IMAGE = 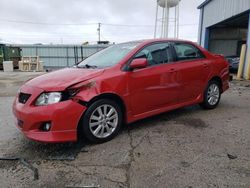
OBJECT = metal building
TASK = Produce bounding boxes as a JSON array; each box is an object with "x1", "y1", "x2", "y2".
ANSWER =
[
  {"x1": 15, "y1": 44, "x2": 108, "y2": 68},
  {"x1": 198, "y1": 0, "x2": 250, "y2": 78}
]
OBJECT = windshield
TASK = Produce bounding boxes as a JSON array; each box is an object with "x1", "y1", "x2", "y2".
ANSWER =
[{"x1": 77, "y1": 42, "x2": 141, "y2": 68}]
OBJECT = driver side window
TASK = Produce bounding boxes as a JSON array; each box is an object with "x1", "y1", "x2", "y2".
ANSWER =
[{"x1": 134, "y1": 43, "x2": 173, "y2": 66}]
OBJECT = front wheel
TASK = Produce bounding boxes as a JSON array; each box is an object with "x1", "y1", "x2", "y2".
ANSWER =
[
  {"x1": 200, "y1": 80, "x2": 221, "y2": 110},
  {"x1": 81, "y1": 99, "x2": 123, "y2": 143}
]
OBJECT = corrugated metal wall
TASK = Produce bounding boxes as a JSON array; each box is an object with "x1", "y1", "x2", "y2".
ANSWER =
[
  {"x1": 209, "y1": 28, "x2": 248, "y2": 56},
  {"x1": 199, "y1": 0, "x2": 250, "y2": 46},
  {"x1": 209, "y1": 40, "x2": 238, "y2": 56},
  {"x1": 17, "y1": 45, "x2": 108, "y2": 67}
]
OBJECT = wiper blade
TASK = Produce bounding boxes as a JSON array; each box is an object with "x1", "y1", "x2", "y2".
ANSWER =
[
  {"x1": 77, "y1": 64, "x2": 98, "y2": 69},
  {"x1": 85, "y1": 64, "x2": 98, "y2": 69}
]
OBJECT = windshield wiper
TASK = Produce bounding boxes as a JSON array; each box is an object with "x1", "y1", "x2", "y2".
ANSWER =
[{"x1": 77, "y1": 64, "x2": 98, "y2": 69}]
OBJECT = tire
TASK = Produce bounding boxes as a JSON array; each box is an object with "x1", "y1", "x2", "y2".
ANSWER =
[
  {"x1": 81, "y1": 99, "x2": 123, "y2": 143},
  {"x1": 200, "y1": 80, "x2": 221, "y2": 110}
]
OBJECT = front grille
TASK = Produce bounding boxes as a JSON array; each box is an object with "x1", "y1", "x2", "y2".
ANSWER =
[{"x1": 18, "y1": 92, "x2": 31, "y2": 104}]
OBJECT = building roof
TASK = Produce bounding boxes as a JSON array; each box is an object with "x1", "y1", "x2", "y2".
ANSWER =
[
  {"x1": 197, "y1": 0, "x2": 212, "y2": 9},
  {"x1": 0, "y1": 41, "x2": 9, "y2": 45}
]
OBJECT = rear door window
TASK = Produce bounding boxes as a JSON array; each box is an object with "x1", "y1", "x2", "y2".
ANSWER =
[{"x1": 173, "y1": 43, "x2": 204, "y2": 61}]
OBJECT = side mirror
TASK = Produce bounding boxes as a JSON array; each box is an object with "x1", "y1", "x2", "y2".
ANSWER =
[{"x1": 130, "y1": 58, "x2": 148, "y2": 70}]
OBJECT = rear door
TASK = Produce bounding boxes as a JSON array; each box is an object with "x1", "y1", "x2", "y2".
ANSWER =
[
  {"x1": 172, "y1": 42, "x2": 211, "y2": 103},
  {"x1": 127, "y1": 42, "x2": 181, "y2": 116}
]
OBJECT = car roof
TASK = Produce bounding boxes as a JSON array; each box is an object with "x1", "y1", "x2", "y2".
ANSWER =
[{"x1": 120, "y1": 39, "x2": 197, "y2": 46}]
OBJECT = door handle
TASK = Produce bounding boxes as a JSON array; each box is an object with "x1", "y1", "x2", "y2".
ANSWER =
[{"x1": 203, "y1": 63, "x2": 209, "y2": 67}]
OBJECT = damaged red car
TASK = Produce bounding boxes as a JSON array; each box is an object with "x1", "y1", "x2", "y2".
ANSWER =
[{"x1": 13, "y1": 39, "x2": 229, "y2": 143}]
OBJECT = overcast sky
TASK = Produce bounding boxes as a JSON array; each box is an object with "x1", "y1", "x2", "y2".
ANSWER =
[{"x1": 0, "y1": 0, "x2": 204, "y2": 44}]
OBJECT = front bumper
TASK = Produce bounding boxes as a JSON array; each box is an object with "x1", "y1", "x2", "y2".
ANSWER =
[{"x1": 12, "y1": 84, "x2": 86, "y2": 143}]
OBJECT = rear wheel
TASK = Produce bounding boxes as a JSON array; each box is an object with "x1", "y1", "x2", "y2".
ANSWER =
[
  {"x1": 81, "y1": 99, "x2": 122, "y2": 143},
  {"x1": 200, "y1": 80, "x2": 221, "y2": 109}
]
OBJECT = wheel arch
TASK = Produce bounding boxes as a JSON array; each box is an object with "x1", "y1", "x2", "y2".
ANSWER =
[
  {"x1": 87, "y1": 93, "x2": 127, "y2": 116},
  {"x1": 209, "y1": 76, "x2": 223, "y2": 93}
]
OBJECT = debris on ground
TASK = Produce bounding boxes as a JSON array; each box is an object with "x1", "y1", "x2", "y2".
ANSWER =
[{"x1": 227, "y1": 154, "x2": 238, "y2": 160}]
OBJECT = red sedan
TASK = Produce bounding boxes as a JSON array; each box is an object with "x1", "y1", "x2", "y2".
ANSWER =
[{"x1": 13, "y1": 39, "x2": 229, "y2": 143}]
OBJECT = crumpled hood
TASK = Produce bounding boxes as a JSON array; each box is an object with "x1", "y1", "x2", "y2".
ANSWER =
[{"x1": 25, "y1": 68, "x2": 104, "y2": 91}]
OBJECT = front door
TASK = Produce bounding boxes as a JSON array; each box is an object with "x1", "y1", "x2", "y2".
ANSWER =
[{"x1": 127, "y1": 42, "x2": 180, "y2": 116}]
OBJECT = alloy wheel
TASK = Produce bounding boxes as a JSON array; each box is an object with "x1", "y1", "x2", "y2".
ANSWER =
[
  {"x1": 89, "y1": 104, "x2": 118, "y2": 138},
  {"x1": 207, "y1": 83, "x2": 220, "y2": 106}
]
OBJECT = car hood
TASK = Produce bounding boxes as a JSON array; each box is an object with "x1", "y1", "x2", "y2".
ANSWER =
[{"x1": 25, "y1": 68, "x2": 104, "y2": 91}]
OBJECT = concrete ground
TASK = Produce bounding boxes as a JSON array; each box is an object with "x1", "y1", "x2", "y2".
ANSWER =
[{"x1": 0, "y1": 71, "x2": 250, "y2": 188}]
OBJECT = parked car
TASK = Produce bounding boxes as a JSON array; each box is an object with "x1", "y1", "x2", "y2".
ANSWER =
[
  {"x1": 13, "y1": 39, "x2": 230, "y2": 143},
  {"x1": 225, "y1": 55, "x2": 240, "y2": 73}
]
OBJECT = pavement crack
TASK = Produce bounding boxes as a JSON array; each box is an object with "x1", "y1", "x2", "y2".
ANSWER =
[
  {"x1": 133, "y1": 131, "x2": 150, "y2": 149},
  {"x1": 124, "y1": 129, "x2": 133, "y2": 188},
  {"x1": 103, "y1": 176, "x2": 127, "y2": 186},
  {"x1": 61, "y1": 162, "x2": 123, "y2": 171},
  {"x1": 0, "y1": 156, "x2": 39, "y2": 180},
  {"x1": 20, "y1": 158, "x2": 39, "y2": 180},
  {"x1": 61, "y1": 162, "x2": 127, "y2": 187},
  {"x1": 125, "y1": 129, "x2": 149, "y2": 188}
]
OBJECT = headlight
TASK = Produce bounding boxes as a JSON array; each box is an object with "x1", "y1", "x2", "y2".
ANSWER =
[{"x1": 35, "y1": 92, "x2": 62, "y2": 106}]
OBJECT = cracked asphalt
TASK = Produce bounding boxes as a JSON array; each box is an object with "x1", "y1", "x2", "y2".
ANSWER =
[{"x1": 0, "y1": 72, "x2": 250, "y2": 188}]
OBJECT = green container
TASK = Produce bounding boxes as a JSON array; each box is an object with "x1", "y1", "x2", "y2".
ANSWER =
[
  {"x1": 0, "y1": 45, "x2": 4, "y2": 69},
  {"x1": 0, "y1": 44, "x2": 21, "y2": 69}
]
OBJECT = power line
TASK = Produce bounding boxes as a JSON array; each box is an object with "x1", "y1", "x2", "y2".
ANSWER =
[
  {"x1": 0, "y1": 18, "x2": 97, "y2": 26},
  {"x1": 100, "y1": 23, "x2": 198, "y2": 27},
  {"x1": 0, "y1": 18, "x2": 198, "y2": 27},
  {"x1": 102, "y1": 23, "x2": 155, "y2": 27},
  {"x1": 0, "y1": 19, "x2": 154, "y2": 27}
]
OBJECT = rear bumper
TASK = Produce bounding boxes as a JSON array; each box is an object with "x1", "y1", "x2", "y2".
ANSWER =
[
  {"x1": 12, "y1": 85, "x2": 86, "y2": 143},
  {"x1": 220, "y1": 67, "x2": 230, "y2": 93},
  {"x1": 222, "y1": 80, "x2": 229, "y2": 92}
]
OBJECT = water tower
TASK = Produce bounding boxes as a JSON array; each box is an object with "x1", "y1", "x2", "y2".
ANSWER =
[{"x1": 154, "y1": 0, "x2": 181, "y2": 38}]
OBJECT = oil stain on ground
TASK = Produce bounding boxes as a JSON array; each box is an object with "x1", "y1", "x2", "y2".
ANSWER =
[{"x1": 175, "y1": 118, "x2": 208, "y2": 129}]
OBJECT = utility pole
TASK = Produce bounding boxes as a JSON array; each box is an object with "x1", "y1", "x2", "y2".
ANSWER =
[
  {"x1": 97, "y1": 23, "x2": 101, "y2": 43},
  {"x1": 176, "y1": 4, "x2": 180, "y2": 39},
  {"x1": 154, "y1": 3, "x2": 159, "y2": 38}
]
